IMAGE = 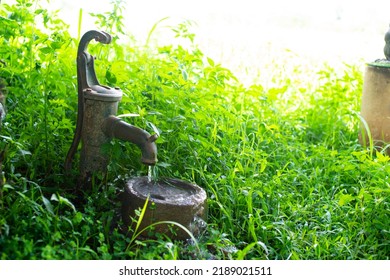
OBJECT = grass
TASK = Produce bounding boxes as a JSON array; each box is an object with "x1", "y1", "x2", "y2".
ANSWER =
[{"x1": 0, "y1": 0, "x2": 389, "y2": 260}]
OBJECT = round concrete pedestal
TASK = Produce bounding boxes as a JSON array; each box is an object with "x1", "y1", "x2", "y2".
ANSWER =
[
  {"x1": 360, "y1": 62, "x2": 390, "y2": 152},
  {"x1": 121, "y1": 177, "x2": 207, "y2": 240}
]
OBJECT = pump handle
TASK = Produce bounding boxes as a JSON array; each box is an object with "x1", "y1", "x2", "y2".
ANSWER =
[{"x1": 65, "y1": 30, "x2": 112, "y2": 172}]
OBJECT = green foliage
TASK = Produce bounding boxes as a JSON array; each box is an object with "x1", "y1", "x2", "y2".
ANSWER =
[
  {"x1": 0, "y1": 0, "x2": 76, "y2": 183},
  {"x1": 0, "y1": 0, "x2": 389, "y2": 260}
]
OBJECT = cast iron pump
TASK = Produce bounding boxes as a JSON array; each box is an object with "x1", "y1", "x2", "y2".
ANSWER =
[{"x1": 65, "y1": 30, "x2": 158, "y2": 183}]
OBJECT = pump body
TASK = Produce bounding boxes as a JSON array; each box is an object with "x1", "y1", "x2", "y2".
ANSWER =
[{"x1": 65, "y1": 31, "x2": 157, "y2": 184}]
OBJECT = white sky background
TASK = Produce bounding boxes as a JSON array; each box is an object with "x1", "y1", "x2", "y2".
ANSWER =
[{"x1": 4, "y1": 0, "x2": 390, "y2": 83}]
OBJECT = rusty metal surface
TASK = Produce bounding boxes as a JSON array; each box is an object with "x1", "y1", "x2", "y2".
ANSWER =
[
  {"x1": 65, "y1": 30, "x2": 116, "y2": 172},
  {"x1": 65, "y1": 30, "x2": 158, "y2": 186}
]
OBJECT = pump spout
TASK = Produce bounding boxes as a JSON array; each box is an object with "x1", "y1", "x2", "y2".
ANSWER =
[{"x1": 102, "y1": 116, "x2": 158, "y2": 165}]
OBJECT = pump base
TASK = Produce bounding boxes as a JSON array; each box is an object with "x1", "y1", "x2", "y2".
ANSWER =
[{"x1": 121, "y1": 177, "x2": 207, "y2": 240}]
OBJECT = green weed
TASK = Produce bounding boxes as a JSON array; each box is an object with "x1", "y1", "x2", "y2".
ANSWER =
[{"x1": 0, "y1": 0, "x2": 388, "y2": 260}]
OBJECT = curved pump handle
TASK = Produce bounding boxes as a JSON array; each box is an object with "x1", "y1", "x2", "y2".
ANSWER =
[
  {"x1": 77, "y1": 30, "x2": 112, "y2": 89},
  {"x1": 65, "y1": 30, "x2": 113, "y2": 173},
  {"x1": 78, "y1": 30, "x2": 112, "y2": 54}
]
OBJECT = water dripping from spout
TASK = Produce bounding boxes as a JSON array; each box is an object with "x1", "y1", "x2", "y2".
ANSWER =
[
  {"x1": 148, "y1": 165, "x2": 152, "y2": 183},
  {"x1": 147, "y1": 165, "x2": 158, "y2": 184}
]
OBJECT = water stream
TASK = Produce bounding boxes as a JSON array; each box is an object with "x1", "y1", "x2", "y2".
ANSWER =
[
  {"x1": 147, "y1": 165, "x2": 158, "y2": 183},
  {"x1": 147, "y1": 165, "x2": 152, "y2": 183}
]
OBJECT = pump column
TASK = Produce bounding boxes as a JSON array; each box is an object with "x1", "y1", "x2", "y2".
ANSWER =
[{"x1": 80, "y1": 86, "x2": 122, "y2": 181}]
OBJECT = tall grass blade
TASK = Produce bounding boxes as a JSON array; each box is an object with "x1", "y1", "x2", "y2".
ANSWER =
[
  {"x1": 134, "y1": 194, "x2": 149, "y2": 236},
  {"x1": 145, "y1": 17, "x2": 169, "y2": 47},
  {"x1": 77, "y1": 8, "x2": 83, "y2": 41},
  {"x1": 356, "y1": 112, "x2": 374, "y2": 158}
]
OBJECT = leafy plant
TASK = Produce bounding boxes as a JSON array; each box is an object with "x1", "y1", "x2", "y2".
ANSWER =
[{"x1": 0, "y1": 0, "x2": 388, "y2": 260}]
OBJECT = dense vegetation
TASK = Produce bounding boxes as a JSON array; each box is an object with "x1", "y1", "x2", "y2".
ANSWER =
[{"x1": 0, "y1": 0, "x2": 389, "y2": 259}]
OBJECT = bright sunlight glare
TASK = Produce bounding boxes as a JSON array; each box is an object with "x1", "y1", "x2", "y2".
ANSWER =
[{"x1": 4, "y1": 0, "x2": 390, "y2": 83}]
